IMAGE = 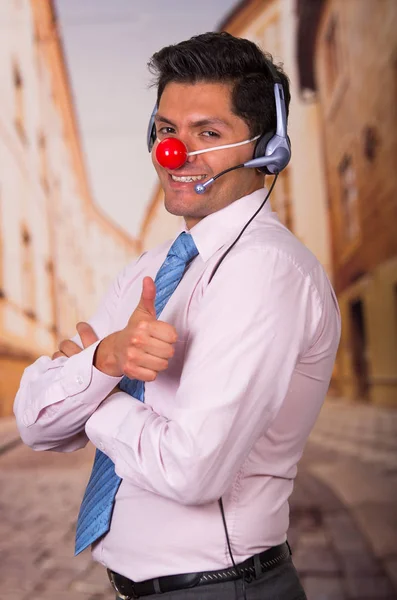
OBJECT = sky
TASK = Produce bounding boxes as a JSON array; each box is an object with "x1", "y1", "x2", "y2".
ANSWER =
[{"x1": 55, "y1": 0, "x2": 238, "y2": 239}]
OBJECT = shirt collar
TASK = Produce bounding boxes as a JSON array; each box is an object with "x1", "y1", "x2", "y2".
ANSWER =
[{"x1": 183, "y1": 188, "x2": 273, "y2": 262}]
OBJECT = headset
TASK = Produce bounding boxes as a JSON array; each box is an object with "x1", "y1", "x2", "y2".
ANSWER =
[{"x1": 146, "y1": 61, "x2": 291, "y2": 599}]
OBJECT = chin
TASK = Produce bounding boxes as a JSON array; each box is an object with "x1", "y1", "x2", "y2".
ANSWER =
[
  {"x1": 163, "y1": 196, "x2": 190, "y2": 217},
  {"x1": 164, "y1": 190, "x2": 194, "y2": 211},
  {"x1": 164, "y1": 196, "x2": 210, "y2": 224}
]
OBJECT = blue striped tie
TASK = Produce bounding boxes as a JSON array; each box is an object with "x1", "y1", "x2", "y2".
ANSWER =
[{"x1": 75, "y1": 232, "x2": 199, "y2": 555}]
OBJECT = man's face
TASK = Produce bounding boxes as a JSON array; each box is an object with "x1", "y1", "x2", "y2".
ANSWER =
[{"x1": 152, "y1": 81, "x2": 264, "y2": 229}]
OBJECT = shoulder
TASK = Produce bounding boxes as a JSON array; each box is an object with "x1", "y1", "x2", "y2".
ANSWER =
[
  {"x1": 213, "y1": 217, "x2": 324, "y2": 287},
  {"x1": 115, "y1": 238, "x2": 175, "y2": 293},
  {"x1": 203, "y1": 218, "x2": 337, "y2": 336},
  {"x1": 201, "y1": 220, "x2": 339, "y2": 354}
]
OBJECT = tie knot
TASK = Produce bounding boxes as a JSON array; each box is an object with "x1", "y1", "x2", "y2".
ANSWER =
[{"x1": 169, "y1": 232, "x2": 199, "y2": 263}]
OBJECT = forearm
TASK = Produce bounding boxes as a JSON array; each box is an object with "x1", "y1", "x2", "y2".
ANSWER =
[
  {"x1": 14, "y1": 340, "x2": 122, "y2": 451},
  {"x1": 85, "y1": 378, "x2": 273, "y2": 506}
]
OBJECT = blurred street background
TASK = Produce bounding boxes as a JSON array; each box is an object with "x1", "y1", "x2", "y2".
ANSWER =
[{"x1": 1, "y1": 0, "x2": 396, "y2": 598}]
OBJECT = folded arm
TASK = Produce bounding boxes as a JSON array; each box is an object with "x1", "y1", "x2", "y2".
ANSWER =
[{"x1": 85, "y1": 247, "x2": 324, "y2": 504}]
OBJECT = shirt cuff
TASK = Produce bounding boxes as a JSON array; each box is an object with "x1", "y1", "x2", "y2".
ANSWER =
[
  {"x1": 85, "y1": 391, "x2": 142, "y2": 461},
  {"x1": 61, "y1": 340, "x2": 122, "y2": 402}
]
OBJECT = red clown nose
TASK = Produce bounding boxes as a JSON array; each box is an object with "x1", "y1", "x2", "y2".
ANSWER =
[{"x1": 155, "y1": 138, "x2": 188, "y2": 170}]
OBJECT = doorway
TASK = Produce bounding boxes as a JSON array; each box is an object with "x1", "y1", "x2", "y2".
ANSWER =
[{"x1": 349, "y1": 298, "x2": 369, "y2": 400}]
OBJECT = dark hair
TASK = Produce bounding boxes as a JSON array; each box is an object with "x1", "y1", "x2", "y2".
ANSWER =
[{"x1": 148, "y1": 31, "x2": 291, "y2": 137}]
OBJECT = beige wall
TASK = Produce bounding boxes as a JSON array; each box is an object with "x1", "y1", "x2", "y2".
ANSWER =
[
  {"x1": 314, "y1": 0, "x2": 397, "y2": 405},
  {"x1": 315, "y1": 0, "x2": 397, "y2": 293}
]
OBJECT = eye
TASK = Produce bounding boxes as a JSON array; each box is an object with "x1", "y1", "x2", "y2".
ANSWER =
[
  {"x1": 200, "y1": 130, "x2": 220, "y2": 138},
  {"x1": 157, "y1": 126, "x2": 176, "y2": 136}
]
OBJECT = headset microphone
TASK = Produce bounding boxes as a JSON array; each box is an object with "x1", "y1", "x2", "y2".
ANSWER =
[{"x1": 194, "y1": 146, "x2": 290, "y2": 194}]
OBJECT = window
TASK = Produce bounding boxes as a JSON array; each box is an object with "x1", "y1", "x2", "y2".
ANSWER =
[
  {"x1": 21, "y1": 224, "x2": 36, "y2": 318},
  {"x1": 339, "y1": 154, "x2": 360, "y2": 244},
  {"x1": 349, "y1": 298, "x2": 369, "y2": 400},
  {"x1": 33, "y1": 24, "x2": 43, "y2": 79},
  {"x1": 363, "y1": 125, "x2": 379, "y2": 163},
  {"x1": 395, "y1": 285, "x2": 397, "y2": 340},
  {"x1": 46, "y1": 260, "x2": 58, "y2": 335},
  {"x1": 38, "y1": 134, "x2": 49, "y2": 190},
  {"x1": 13, "y1": 64, "x2": 25, "y2": 141},
  {"x1": 324, "y1": 16, "x2": 340, "y2": 94},
  {"x1": 58, "y1": 281, "x2": 67, "y2": 336}
]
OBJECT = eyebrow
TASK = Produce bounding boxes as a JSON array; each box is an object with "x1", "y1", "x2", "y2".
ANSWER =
[{"x1": 154, "y1": 114, "x2": 232, "y2": 129}]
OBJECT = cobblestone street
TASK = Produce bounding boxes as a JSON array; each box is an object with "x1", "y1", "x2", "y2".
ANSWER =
[{"x1": 1, "y1": 400, "x2": 396, "y2": 600}]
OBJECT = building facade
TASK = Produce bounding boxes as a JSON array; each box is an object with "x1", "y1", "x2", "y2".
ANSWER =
[
  {"x1": 219, "y1": 0, "x2": 332, "y2": 274},
  {"x1": 297, "y1": 0, "x2": 397, "y2": 405},
  {"x1": 0, "y1": 0, "x2": 139, "y2": 417}
]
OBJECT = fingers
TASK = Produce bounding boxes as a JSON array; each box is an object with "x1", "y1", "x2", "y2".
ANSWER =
[
  {"x1": 145, "y1": 320, "x2": 178, "y2": 344},
  {"x1": 123, "y1": 365, "x2": 161, "y2": 383},
  {"x1": 127, "y1": 350, "x2": 170, "y2": 375},
  {"x1": 59, "y1": 339, "x2": 84, "y2": 358},
  {"x1": 139, "y1": 337, "x2": 175, "y2": 359},
  {"x1": 129, "y1": 323, "x2": 175, "y2": 357},
  {"x1": 76, "y1": 322, "x2": 99, "y2": 348},
  {"x1": 121, "y1": 349, "x2": 170, "y2": 382},
  {"x1": 52, "y1": 351, "x2": 64, "y2": 360}
]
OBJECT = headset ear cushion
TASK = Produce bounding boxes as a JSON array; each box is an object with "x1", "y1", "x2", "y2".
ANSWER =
[
  {"x1": 254, "y1": 131, "x2": 275, "y2": 174},
  {"x1": 148, "y1": 124, "x2": 156, "y2": 152},
  {"x1": 254, "y1": 131, "x2": 275, "y2": 159}
]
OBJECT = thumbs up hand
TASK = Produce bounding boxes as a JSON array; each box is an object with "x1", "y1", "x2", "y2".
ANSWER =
[{"x1": 94, "y1": 277, "x2": 178, "y2": 381}]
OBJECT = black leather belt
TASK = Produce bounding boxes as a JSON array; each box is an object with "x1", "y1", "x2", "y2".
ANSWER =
[{"x1": 107, "y1": 541, "x2": 291, "y2": 599}]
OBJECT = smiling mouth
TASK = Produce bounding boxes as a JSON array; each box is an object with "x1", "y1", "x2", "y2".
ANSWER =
[{"x1": 170, "y1": 174, "x2": 207, "y2": 183}]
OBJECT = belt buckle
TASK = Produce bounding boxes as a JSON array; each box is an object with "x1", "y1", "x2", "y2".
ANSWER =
[{"x1": 107, "y1": 569, "x2": 138, "y2": 600}]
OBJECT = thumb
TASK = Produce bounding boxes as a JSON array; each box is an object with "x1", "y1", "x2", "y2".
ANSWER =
[
  {"x1": 76, "y1": 322, "x2": 99, "y2": 348},
  {"x1": 138, "y1": 277, "x2": 156, "y2": 318}
]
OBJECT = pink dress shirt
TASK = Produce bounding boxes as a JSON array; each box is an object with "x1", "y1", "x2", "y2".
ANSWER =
[{"x1": 14, "y1": 189, "x2": 341, "y2": 582}]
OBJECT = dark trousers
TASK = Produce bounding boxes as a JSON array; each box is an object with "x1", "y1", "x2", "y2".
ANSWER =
[{"x1": 116, "y1": 557, "x2": 307, "y2": 599}]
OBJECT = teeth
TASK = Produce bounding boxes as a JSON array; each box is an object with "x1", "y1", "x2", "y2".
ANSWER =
[{"x1": 171, "y1": 175, "x2": 206, "y2": 182}]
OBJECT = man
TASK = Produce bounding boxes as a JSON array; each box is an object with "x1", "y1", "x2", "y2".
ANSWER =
[{"x1": 14, "y1": 32, "x2": 340, "y2": 599}]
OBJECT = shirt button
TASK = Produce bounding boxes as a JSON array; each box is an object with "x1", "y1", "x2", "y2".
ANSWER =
[
  {"x1": 76, "y1": 375, "x2": 84, "y2": 385},
  {"x1": 99, "y1": 442, "x2": 105, "y2": 451}
]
